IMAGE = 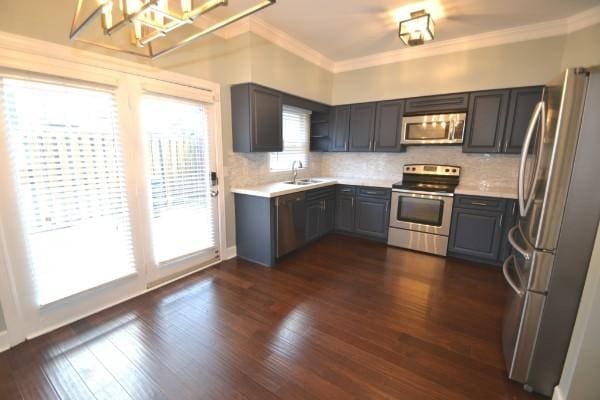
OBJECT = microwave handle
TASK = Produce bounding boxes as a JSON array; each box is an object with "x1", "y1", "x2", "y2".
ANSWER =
[{"x1": 449, "y1": 119, "x2": 456, "y2": 141}]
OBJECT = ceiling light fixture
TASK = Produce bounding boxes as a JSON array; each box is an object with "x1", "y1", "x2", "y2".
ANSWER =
[
  {"x1": 70, "y1": 0, "x2": 276, "y2": 58},
  {"x1": 398, "y1": 9, "x2": 435, "y2": 46}
]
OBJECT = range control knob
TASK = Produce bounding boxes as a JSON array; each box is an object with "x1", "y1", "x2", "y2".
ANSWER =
[{"x1": 445, "y1": 168, "x2": 450, "y2": 172}]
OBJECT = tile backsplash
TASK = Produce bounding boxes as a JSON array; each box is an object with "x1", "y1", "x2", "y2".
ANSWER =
[
  {"x1": 320, "y1": 146, "x2": 520, "y2": 188},
  {"x1": 227, "y1": 146, "x2": 520, "y2": 189}
]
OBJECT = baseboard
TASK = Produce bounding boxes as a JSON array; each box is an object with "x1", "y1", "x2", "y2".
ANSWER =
[
  {"x1": 552, "y1": 386, "x2": 565, "y2": 400},
  {"x1": 0, "y1": 331, "x2": 9, "y2": 353},
  {"x1": 223, "y1": 246, "x2": 237, "y2": 260}
]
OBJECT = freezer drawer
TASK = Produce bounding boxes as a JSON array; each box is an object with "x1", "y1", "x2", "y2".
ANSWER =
[{"x1": 502, "y1": 254, "x2": 547, "y2": 385}]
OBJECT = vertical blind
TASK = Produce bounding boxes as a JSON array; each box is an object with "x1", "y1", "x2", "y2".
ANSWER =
[
  {"x1": 141, "y1": 94, "x2": 215, "y2": 264},
  {"x1": 270, "y1": 105, "x2": 310, "y2": 171},
  {"x1": 0, "y1": 78, "x2": 136, "y2": 306}
]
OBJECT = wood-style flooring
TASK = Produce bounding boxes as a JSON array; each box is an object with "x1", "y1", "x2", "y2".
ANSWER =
[{"x1": 0, "y1": 234, "x2": 547, "y2": 399}]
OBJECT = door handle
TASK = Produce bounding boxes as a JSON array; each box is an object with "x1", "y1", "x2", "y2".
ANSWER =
[
  {"x1": 502, "y1": 255, "x2": 524, "y2": 296},
  {"x1": 518, "y1": 100, "x2": 545, "y2": 217},
  {"x1": 508, "y1": 225, "x2": 531, "y2": 260},
  {"x1": 210, "y1": 190, "x2": 219, "y2": 197}
]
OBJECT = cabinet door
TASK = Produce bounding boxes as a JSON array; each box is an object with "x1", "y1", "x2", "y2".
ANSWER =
[
  {"x1": 335, "y1": 195, "x2": 355, "y2": 232},
  {"x1": 348, "y1": 103, "x2": 376, "y2": 152},
  {"x1": 330, "y1": 105, "x2": 351, "y2": 152},
  {"x1": 405, "y1": 93, "x2": 469, "y2": 114},
  {"x1": 305, "y1": 201, "x2": 322, "y2": 243},
  {"x1": 374, "y1": 100, "x2": 405, "y2": 152},
  {"x1": 448, "y1": 207, "x2": 504, "y2": 262},
  {"x1": 251, "y1": 85, "x2": 283, "y2": 152},
  {"x1": 320, "y1": 197, "x2": 336, "y2": 235},
  {"x1": 463, "y1": 90, "x2": 510, "y2": 153},
  {"x1": 504, "y1": 87, "x2": 544, "y2": 154},
  {"x1": 354, "y1": 197, "x2": 390, "y2": 239}
]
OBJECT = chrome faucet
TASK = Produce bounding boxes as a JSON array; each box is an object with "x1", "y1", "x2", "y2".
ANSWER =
[{"x1": 291, "y1": 160, "x2": 303, "y2": 184}]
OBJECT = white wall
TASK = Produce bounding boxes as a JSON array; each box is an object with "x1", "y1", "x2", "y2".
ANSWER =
[{"x1": 553, "y1": 224, "x2": 600, "y2": 400}]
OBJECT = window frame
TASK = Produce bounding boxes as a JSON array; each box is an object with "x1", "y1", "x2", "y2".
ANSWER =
[{"x1": 269, "y1": 105, "x2": 311, "y2": 172}]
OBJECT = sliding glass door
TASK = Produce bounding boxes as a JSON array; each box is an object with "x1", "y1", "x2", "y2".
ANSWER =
[{"x1": 0, "y1": 73, "x2": 222, "y2": 338}]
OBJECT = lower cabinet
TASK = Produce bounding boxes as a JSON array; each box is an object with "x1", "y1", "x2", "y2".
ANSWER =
[
  {"x1": 355, "y1": 196, "x2": 389, "y2": 239},
  {"x1": 335, "y1": 186, "x2": 391, "y2": 241},
  {"x1": 305, "y1": 187, "x2": 336, "y2": 243},
  {"x1": 448, "y1": 195, "x2": 516, "y2": 265}
]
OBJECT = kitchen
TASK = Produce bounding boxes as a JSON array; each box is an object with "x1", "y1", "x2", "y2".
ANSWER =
[{"x1": 0, "y1": 1, "x2": 599, "y2": 399}]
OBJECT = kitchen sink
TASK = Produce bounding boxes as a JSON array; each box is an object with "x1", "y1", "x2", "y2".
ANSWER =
[{"x1": 284, "y1": 179, "x2": 325, "y2": 185}]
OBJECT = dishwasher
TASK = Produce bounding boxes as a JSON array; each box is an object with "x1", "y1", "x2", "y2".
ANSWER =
[{"x1": 276, "y1": 192, "x2": 306, "y2": 257}]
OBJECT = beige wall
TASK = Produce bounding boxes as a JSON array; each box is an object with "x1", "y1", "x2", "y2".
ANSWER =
[
  {"x1": 561, "y1": 23, "x2": 600, "y2": 70},
  {"x1": 554, "y1": 224, "x2": 600, "y2": 400},
  {"x1": 331, "y1": 35, "x2": 568, "y2": 105}
]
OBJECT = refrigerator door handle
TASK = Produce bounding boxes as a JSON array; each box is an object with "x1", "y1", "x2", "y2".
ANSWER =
[
  {"x1": 503, "y1": 255, "x2": 524, "y2": 296},
  {"x1": 508, "y1": 225, "x2": 531, "y2": 260},
  {"x1": 518, "y1": 100, "x2": 545, "y2": 217}
]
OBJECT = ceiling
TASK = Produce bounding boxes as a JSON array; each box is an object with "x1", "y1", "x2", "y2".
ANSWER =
[{"x1": 210, "y1": 0, "x2": 600, "y2": 61}]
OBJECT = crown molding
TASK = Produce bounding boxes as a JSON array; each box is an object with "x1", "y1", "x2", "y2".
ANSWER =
[{"x1": 248, "y1": 17, "x2": 336, "y2": 71}]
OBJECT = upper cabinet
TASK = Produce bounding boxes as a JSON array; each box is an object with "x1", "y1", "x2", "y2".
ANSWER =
[
  {"x1": 463, "y1": 86, "x2": 543, "y2": 154},
  {"x1": 330, "y1": 105, "x2": 351, "y2": 152},
  {"x1": 404, "y1": 93, "x2": 469, "y2": 114},
  {"x1": 232, "y1": 83, "x2": 283, "y2": 153},
  {"x1": 503, "y1": 86, "x2": 544, "y2": 153},
  {"x1": 348, "y1": 103, "x2": 377, "y2": 152},
  {"x1": 463, "y1": 89, "x2": 510, "y2": 153},
  {"x1": 374, "y1": 100, "x2": 405, "y2": 153}
]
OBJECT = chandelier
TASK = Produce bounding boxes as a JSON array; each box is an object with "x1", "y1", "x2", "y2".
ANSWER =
[{"x1": 70, "y1": 0, "x2": 276, "y2": 58}]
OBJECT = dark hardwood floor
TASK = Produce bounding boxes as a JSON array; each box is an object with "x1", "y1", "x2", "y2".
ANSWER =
[{"x1": 0, "y1": 234, "x2": 547, "y2": 400}]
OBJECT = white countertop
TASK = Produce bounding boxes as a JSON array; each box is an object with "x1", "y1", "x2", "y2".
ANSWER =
[
  {"x1": 455, "y1": 183, "x2": 517, "y2": 199},
  {"x1": 231, "y1": 177, "x2": 517, "y2": 199},
  {"x1": 231, "y1": 177, "x2": 397, "y2": 198}
]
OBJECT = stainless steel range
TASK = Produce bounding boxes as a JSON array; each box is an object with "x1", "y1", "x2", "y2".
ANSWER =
[{"x1": 388, "y1": 164, "x2": 460, "y2": 256}]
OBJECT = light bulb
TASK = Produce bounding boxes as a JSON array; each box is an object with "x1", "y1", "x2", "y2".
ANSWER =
[
  {"x1": 101, "y1": 2, "x2": 113, "y2": 30},
  {"x1": 181, "y1": 0, "x2": 192, "y2": 13}
]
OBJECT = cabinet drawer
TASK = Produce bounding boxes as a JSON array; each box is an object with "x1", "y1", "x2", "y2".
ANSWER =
[
  {"x1": 306, "y1": 186, "x2": 336, "y2": 201},
  {"x1": 337, "y1": 185, "x2": 355, "y2": 196},
  {"x1": 455, "y1": 195, "x2": 507, "y2": 211},
  {"x1": 405, "y1": 93, "x2": 469, "y2": 114},
  {"x1": 357, "y1": 187, "x2": 391, "y2": 199}
]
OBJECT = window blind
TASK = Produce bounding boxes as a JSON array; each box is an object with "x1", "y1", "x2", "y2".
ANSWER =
[
  {"x1": 0, "y1": 78, "x2": 136, "y2": 306},
  {"x1": 270, "y1": 105, "x2": 310, "y2": 171},
  {"x1": 141, "y1": 94, "x2": 215, "y2": 264}
]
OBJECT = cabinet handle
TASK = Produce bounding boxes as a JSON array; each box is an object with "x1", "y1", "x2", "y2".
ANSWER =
[
  {"x1": 351, "y1": 198, "x2": 354, "y2": 207},
  {"x1": 499, "y1": 214, "x2": 503, "y2": 227},
  {"x1": 471, "y1": 201, "x2": 488, "y2": 206},
  {"x1": 365, "y1": 191, "x2": 377, "y2": 195}
]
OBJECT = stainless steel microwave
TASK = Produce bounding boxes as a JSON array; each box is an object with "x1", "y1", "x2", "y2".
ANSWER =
[{"x1": 401, "y1": 112, "x2": 466, "y2": 145}]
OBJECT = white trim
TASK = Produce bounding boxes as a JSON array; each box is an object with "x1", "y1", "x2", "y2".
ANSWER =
[
  {"x1": 223, "y1": 246, "x2": 237, "y2": 260},
  {"x1": 248, "y1": 18, "x2": 335, "y2": 71},
  {"x1": 552, "y1": 386, "x2": 565, "y2": 400},
  {"x1": 0, "y1": 331, "x2": 9, "y2": 353},
  {"x1": 0, "y1": 31, "x2": 220, "y2": 93}
]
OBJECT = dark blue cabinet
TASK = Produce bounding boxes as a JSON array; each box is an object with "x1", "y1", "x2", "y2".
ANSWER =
[
  {"x1": 335, "y1": 186, "x2": 390, "y2": 241},
  {"x1": 330, "y1": 106, "x2": 351, "y2": 152},
  {"x1": 448, "y1": 195, "x2": 516, "y2": 265},
  {"x1": 348, "y1": 103, "x2": 377, "y2": 152},
  {"x1": 305, "y1": 187, "x2": 336, "y2": 243}
]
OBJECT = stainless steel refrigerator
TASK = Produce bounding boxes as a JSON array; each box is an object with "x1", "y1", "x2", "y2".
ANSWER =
[{"x1": 502, "y1": 67, "x2": 600, "y2": 396}]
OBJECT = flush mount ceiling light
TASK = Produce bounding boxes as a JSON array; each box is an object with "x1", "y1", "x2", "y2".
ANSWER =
[
  {"x1": 398, "y1": 9, "x2": 435, "y2": 46},
  {"x1": 70, "y1": 0, "x2": 276, "y2": 58}
]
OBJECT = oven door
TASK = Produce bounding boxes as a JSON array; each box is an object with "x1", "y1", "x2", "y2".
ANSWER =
[{"x1": 390, "y1": 190, "x2": 454, "y2": 236}]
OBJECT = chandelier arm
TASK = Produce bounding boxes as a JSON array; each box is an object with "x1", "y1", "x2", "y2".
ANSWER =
[
  {"x1": 70, "y1": 0, "x2": 105, "y2": 40},
  {"x1": 152, "y1": 0, "x2": 276, "y2": 58}
]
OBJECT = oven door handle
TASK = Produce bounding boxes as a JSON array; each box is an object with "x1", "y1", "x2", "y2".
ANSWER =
[{"x1": 392, "y1": 188, "x2": 453, "y2": 198}]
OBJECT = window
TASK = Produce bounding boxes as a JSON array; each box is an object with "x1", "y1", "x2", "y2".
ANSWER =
[
  {"x1": 1, "y1": 78, "x2": 136, "y2": 306},
  {"x1": 141, "y1": 94, "x2": 215, "y2": 264},
  {"x1": 269, "y1": 105, "x2": 310, "y2": 171}
]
